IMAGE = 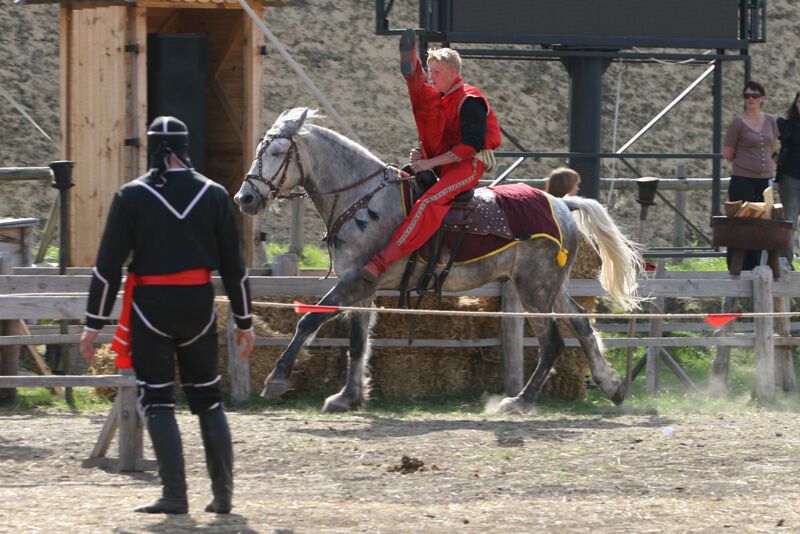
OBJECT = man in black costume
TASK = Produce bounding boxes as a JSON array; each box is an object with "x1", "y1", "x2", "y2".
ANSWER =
[{"x1": 80, "y1": 116, "x2": 255, "y2": 514}]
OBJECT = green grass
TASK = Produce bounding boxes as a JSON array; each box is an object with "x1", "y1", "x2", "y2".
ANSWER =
[
  {"x1": 667, "y1": 256, "x2": 727, "y2": 272},
  {"x1": 0, "y1": 387, "x2": 112, "y2": 413},
  {"x1": 266, "y1": 243, "x2": 329, "y2": 269}
]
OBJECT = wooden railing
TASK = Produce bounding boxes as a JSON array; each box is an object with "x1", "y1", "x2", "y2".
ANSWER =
[{"x1": 1, "y1": 266, "x2": 798, "y2": 403}]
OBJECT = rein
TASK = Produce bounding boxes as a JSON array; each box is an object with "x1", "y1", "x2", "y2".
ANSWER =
[{"x1": 245, "y1": 132, "x2": 413, "y2": 276}]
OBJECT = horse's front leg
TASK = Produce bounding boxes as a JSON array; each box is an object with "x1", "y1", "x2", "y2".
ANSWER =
[
  {"x1": 322, "y1": 307, "x2": 376, "y2": 413},
  {"x1": 261, "y1": 308, "x2": 338, "y2": 398},
  {"x1": 261, "y1": 270, "x2": 378, "y2": 398}
]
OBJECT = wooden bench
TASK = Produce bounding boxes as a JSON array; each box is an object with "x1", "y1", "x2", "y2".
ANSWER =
[{"x1": 0, "y1": 372, "x2": 151, "y2": 471}]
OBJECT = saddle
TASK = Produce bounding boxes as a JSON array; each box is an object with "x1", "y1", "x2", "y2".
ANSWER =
[{"x1": 398, "y1": 170, "x2": 517, "y2": 340}]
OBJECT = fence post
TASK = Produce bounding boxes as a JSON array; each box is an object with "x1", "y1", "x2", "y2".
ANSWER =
[
  {"x1": 272, "y1": 254, "x2": 299, "y2": 276},
  {"x1": 0, "y1": 253, "x2": 18, "y2": 405},
  {"x1": 501, "y1": 281, "x2": 524, "y2": 395},
  {"x1": 645, "y1": 262, "x2": 665, "y2": 395},
  {"x1": 117, "y1": 368, "x2": 143, "y2": 471},
  {"x1": 752, "y1": 265, "x2": 775, "y2": 402},
  {"x1": 227, "y1": 303, "x2": 250, "y2": 405},
  {"x1": 774, "y1": 260, "x2": 797, "y2": 393}
]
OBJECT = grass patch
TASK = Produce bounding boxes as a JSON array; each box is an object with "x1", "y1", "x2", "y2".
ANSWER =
[
  {"x1": 0, "y1": 387, "x2": 112, "y2": 413},
  {"x1": 266, "y1": 242, "x2": 329, "y2": 269}
]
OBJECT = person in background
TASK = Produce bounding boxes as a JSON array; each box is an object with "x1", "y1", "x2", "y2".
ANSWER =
[
  {"x1": 722, "y1": 80, "x2": 779, "y2": 271},
  {"x1": 79, "y1": 116, "x2": 255, "y2": 515},
  {"x1": 776, "y1": 92, "x2": 800, "y2": 265},
  {"x1": 545, "y1": 167, "x2": 581, "y2": 198}
]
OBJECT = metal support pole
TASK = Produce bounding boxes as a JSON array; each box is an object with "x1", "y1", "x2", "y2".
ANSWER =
[
  {"x1": 50, "y1": 161, "x2": 75, "y2": 408},
  {"x1": 673, "y1": 163, "x2": 687, "y2": 251},
  {"x1": 563, "y1": 56, "x2": 611, "y2": 200},
  {"x1": 712, "y1": 53, "x2": 724, "y2": 216}
]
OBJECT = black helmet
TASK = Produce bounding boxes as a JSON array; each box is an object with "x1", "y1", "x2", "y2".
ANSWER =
[{"x1": 147, "y1": 116, "x2": 193, "y2": 173}]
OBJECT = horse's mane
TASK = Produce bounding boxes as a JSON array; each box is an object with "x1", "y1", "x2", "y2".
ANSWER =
[{"x1": 276, "y1": 107, "x2": 381, "y2": 165}]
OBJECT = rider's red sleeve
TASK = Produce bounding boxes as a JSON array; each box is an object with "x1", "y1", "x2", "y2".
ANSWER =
[{"x1": 449, "y1": 143, "x2": 477, "y2": 161}]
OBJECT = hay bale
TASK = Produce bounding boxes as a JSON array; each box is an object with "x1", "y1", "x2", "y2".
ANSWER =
[{"x1": 88, "y1": 345, "x2": 118, "y2": 400}]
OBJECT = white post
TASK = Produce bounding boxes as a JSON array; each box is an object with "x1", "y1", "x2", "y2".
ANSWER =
[
  {"x1": 752, "y1": 265, "x2": 775, "y2": 402},
  {"x1": 774, "y1": 261, "x2": 797, "y2": 393},
  {"x1": 227, "y1": 304, "x2": 250, "y2": 405}
]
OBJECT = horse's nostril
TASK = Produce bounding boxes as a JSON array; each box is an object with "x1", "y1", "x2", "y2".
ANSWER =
[{"x1": 241, "y1": 194, "x2": 254, "y2": 205}]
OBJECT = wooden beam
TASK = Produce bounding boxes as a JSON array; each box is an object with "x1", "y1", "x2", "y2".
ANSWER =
[{"x1": 0, "y1": 375, "x2": 136, "y2": 388}]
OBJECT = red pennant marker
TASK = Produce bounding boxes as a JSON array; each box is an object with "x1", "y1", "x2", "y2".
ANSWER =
[
  {"x1": 704, "y1": 313, "x2": 742, "y2": 328},
  {"x1": 293, "y1": 301, "x2": 341, "y2": 314}
]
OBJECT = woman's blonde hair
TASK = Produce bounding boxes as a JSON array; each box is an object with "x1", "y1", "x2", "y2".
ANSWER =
[
  {"x1": 545, "y1": 167, "x2": 581, "y2": 198},
  {"x1": 427, "y1": 47, "x2": 462, "y2": 75}
]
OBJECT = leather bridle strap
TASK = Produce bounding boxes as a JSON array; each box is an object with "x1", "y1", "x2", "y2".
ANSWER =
[{"x1": 244, "y1": 134, "x2": 306, "y2": 207}]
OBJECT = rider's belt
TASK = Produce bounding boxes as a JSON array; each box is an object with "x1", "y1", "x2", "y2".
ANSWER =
[
  {"x1": 111, "y1": 268, "x2": 212, "y2": 369},
  {"x1": 476, "y1": 149, "x2": 496, "y2": 173}
]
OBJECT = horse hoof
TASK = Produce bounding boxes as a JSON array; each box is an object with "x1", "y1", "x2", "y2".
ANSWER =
[
  {"x1": 496, "y1": 396, "x2": 530, "y2": 415},
  {"x1": 260, "y1": 378, "x2": 289, "y2": 399},
  {"x1": 610, "y1": 384, "x2": 626, "y2": 406},
  {"x1": 321, "y1": 393, "x2": 360, "y2": 414}
]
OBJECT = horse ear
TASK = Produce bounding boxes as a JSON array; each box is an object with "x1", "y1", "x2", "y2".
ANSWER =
[{"x1": 286, "y1": 108, "x2": 309, "y2": 133}]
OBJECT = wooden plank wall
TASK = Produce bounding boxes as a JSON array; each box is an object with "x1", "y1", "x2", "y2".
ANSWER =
[{"x1": 63, "y1": 5, "x2": 129, "y2": 266}]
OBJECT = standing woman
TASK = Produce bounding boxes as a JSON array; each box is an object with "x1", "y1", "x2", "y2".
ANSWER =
[
  {"x1": 776, "y1": 92, "x2": 800, "y2": 264},
  {"x1": 723, "y1": 81, "x2": 779, "y2": 270}
]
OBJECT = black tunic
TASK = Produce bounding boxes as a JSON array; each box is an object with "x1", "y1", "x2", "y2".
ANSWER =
[{"x1": 85, "y1": 169, "x2": 252, "y2": 331}]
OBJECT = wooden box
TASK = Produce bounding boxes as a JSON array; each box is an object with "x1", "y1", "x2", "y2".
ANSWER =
[
  {"x1": 711, "y1": 216, "x2": 792, "y2": 251},
  {"x1": 0, "y1": 218, "x2": 39, "y2": 269}
]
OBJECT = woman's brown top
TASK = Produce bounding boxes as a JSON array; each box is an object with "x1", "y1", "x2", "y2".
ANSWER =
[{"x1": 724, "y1": 114, "x2": 779, "y2": 179}]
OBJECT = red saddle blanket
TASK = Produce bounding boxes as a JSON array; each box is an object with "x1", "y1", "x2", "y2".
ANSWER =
[{"x1": 402, "y1": 182, "x2": 565, "y2": 266}]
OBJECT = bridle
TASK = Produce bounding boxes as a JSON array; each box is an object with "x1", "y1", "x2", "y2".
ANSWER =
[
  {"x1": 243, "y1": 132, "x2": 413, "y2": 275},
  {"x1": 243, "y1": 134, "x2": 306, "y2": 208}
]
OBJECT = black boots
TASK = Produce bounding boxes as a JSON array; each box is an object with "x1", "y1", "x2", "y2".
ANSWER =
[
  {"x1": 400, "y1": 28, "x2": 419, "y2": 76},
  {"x1": 136, "y1": 411, "x2": 188, "y2": 514},
  {"x1": 199, "y1": 408, "x2": 234, "y2": 514}
]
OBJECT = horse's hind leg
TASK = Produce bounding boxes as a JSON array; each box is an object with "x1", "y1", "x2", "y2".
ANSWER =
[
  {"x1": 498, "y1": 316, "x2": 564, "y2": 414},
  {"x1": 497, "y1": 279, "x2": 564, "y2": 414},
  {"x1": 322, "y1": 308, "x2": 375, "y2": 413},
  {"x1": 554, "y1": 291, "x2": 625, "y2": 405},
  {"x1": 262, "y1": 271, "x2": 378, "y2": 398}
]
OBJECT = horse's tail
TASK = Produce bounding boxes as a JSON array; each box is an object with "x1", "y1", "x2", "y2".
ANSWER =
[{"x1": 562, "y1": 196, "x2": 644, "y2": 311}]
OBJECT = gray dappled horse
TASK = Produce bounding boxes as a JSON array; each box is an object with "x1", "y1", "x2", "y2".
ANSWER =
[{"x1": 235, "y1": 107, "x2": 642, "y2": 414}]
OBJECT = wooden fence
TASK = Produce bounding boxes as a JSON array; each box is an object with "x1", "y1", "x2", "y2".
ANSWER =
[{"x1": 1, "y1": 265, "x2": 798, "y2": 403}]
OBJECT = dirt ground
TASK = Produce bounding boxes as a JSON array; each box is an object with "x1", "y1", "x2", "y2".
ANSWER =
[{"x1": 1, "y1": 405, "x2": 799, "y2": 533}]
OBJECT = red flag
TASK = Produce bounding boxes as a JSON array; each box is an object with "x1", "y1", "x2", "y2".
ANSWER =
[
  {"x1": 293, "y1": 301, "x2": 341, "y2": 314},
  {"x1": 705, "y1": 313, "x2": 742, "y2": 328}
]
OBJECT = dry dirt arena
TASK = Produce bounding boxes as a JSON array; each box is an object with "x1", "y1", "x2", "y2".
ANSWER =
[{"x1": 1, "y1": 406, "x2": 800, "y2": 533}]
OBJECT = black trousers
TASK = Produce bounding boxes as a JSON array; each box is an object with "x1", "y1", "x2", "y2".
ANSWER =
[
  {"x1": 727, "y1": 175, "x2": 772, "y2": 271},
  {"x1": 130, "y1": 284, "x2": 222, "y2": 414}
]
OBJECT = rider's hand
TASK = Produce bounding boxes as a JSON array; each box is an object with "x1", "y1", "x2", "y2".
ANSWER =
[
  {"x1": 409, "y1": 147, "x2": 422, "y2": 164},
  {"x1": 80, "y1": 329, "x2": 99, "y2": 363},
  {"x1": 235, "y1": 328, "x2": 256, "y2": 360},
  {"x1": 411, "y1": 159, "x2": 432, "y2": 173}
]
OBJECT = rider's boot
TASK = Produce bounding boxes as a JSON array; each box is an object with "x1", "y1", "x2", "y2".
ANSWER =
[
  {"x1": 400, "y1": 28, "x2": 421, "y2": 78},
  {"x1": 199, "y1": 408, "x2": 234, "y2": 514},
  {"x1": 135, "y1": 410, "x2": 188, "y2": 514},
  {"x1": 360, "y1": 242, "x2": 405, "y2": 283}
]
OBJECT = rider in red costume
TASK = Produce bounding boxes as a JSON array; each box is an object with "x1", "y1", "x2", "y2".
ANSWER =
[{"x1": 361, "y1": 29, "x2": 502, "y2": 282}]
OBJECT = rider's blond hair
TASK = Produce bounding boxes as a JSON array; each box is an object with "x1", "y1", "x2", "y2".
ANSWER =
[{"x1": 427, "y1": 47, "x2": 462, "y2": 75}]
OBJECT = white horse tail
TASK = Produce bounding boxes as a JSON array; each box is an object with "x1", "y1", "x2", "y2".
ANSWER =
[{"x1": 562, "y1": 196, "x2": 644, "y2": 311}]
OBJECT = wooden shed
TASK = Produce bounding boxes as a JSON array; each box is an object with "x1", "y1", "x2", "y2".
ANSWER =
[{"x1": 20, "y1": 0, "x2": 270, "y2": 265}]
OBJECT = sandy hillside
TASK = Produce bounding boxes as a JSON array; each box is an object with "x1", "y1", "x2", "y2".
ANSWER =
[{"x1": 1, "y1": 0, "x2": 799, "y2": 248}]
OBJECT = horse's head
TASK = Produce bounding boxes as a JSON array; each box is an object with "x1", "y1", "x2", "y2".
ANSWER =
[{"x1": 235, "y1": 107, "x2": 312, "y2": 215}]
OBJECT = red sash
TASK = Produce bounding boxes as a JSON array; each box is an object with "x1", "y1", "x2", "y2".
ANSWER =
[{"x1": 111, "y1": 268, "x2": 212, "y2": 369}]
